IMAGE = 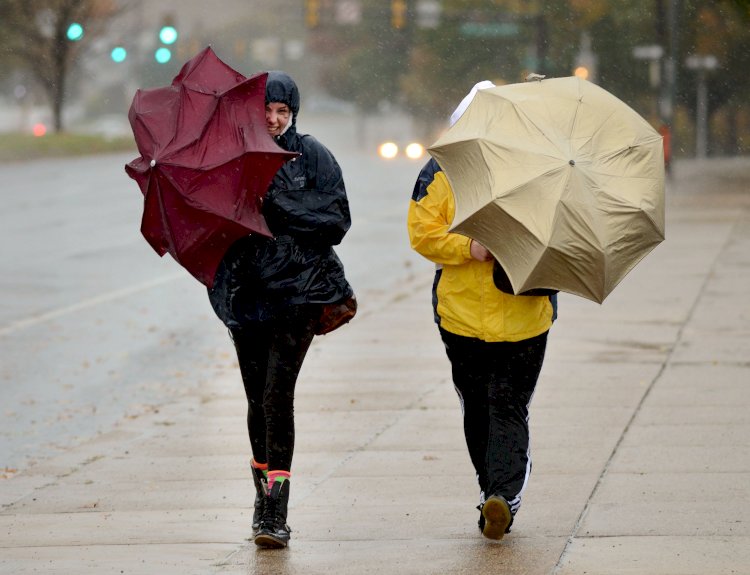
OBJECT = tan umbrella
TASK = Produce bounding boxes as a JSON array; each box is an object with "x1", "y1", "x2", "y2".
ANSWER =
[{"x1": 428, "y1": 76, "x2": 665, "y2": 303}]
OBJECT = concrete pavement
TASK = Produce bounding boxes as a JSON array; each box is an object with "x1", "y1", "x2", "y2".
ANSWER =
[{"x1": 2, "y1": 157, "x2": 749, "y2": 574}]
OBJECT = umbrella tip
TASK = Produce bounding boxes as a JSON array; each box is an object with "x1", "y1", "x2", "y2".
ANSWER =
[{"x1": 525, "y1": 73, "x2": 546, "y2": 82}]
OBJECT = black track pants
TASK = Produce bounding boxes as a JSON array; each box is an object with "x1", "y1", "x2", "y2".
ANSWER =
[
  {"x1": 439, "y1": 328, "x2": 548, "y2": 514},
  {"x1": 230, "y1": 306, "x2": 317, "y2": 471}
]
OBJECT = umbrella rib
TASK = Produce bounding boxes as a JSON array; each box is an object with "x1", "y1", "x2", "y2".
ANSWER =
[
  {"x1": 586, "y1": 109, "x2": 663, "y2": 163},
  {"x1": 510, "y1": 100, "x2": 563, "y2": 154},
  {"x1": 587, "y1": 107, "x2": 618, "y2": 141},
  {"x1": 595, "y1": 135, "x2": 663, "y2": 166},
  {"x1": 505, "y1": 94, "x2": 584, "y2": 162},
  {"x1": 156, "y1": 85, "x2": 225, "y2": 162},
  {"x1": 635, "y1": 197, "x2": 665, "y2": 240}
]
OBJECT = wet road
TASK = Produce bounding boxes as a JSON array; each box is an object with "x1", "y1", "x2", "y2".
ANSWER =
[{"x1": 0, "y1": 131, "x2": 429, "y2": 472}]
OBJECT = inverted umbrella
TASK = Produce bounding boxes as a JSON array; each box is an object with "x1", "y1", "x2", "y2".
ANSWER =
[
  {"x1": 125, "y1": 46, "x2": 297, "y2": 288},
  {"x1": 428, "y1": 76, "x2": 665, "y2": 303}
]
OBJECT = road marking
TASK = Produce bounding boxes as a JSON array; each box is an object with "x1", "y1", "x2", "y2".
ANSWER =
[{"x1": 0, "y1": 272, "x2": 185, "y2": 337}]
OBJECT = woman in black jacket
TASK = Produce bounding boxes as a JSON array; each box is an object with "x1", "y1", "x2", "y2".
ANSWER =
[{"x1": 208, "y1": 71, "x2": 353, "y2": 549}]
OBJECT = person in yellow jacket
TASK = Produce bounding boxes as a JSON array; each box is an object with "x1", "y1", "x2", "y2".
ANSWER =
[{"x1": 407, "y1": 81, "x2": 556, "y2": 540}]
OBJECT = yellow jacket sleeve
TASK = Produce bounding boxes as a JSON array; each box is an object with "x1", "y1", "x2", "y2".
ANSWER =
[
  {"x1": 408, "y1": 170, "x2": 473, "y2": 265},
  {"x1": 407, "y1": 159, "x2": 553, "y2": 342}
]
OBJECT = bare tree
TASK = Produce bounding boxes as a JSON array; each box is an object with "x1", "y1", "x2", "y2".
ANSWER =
[{"x1": 0, "y1": 0, "x2": 120, "y2": 132}]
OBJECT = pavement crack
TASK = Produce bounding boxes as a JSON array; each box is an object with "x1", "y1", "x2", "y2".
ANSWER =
[{"x1": 550, "y1": 213, "x2": 739, "y2": 574}]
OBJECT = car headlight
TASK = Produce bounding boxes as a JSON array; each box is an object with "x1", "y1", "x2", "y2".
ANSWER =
[
  {"x1": 405, "y1": 142, "x2": 425, "y2": 160},
  {"x1": 378, "y1": 142, "x2": 399, "y2": 159}
]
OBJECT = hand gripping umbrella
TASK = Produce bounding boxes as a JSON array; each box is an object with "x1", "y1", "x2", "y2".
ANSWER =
[
  {"x1": 429, "y1": 76, "x2": 665, "y2": 304},
  {"x1": 125, "y1": 46, "x2": 297, "y2": 288}
]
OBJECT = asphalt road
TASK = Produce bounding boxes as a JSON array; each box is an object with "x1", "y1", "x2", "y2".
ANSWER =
[{"x1": 0, "y1": 133, "x2": 429, "y2": 472}]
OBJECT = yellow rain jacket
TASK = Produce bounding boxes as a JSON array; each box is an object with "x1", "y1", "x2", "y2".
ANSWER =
[{"x1": 408, "y1": 158, "x2": 554, "y2": 342}]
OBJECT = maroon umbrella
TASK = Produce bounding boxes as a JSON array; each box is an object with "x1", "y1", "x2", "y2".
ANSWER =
[{"x1": 125, "y1": 46, "x2": 297, "y2": 287}]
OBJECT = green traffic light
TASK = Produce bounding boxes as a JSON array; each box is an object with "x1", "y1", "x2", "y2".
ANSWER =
[
  {"x1": 155, "y1": 47, "x2": 172, "y2": 64},
  {"x1": 66, "y1": 23, "x2": 84, "y2": 41},
  {"x1": 111, "y1": 47, "x2": 127, "y2": 63},
  {"x1": 159, "y1": 26, "x2": 178, "y2": 45}
]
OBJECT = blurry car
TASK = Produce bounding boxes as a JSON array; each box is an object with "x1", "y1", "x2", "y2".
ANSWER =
[{"x1": 377, "y1": 140, "x2": 426, "y2": 161}]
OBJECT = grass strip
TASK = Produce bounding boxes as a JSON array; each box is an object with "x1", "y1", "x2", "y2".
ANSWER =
[{"x1": 0, "y1": 132, "x2": 136, "y2": 163}]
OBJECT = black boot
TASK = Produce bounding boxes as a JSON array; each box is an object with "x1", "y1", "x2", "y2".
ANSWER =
[
  {"x1": 251, "y1": 466, "x2": 268, "y2": 532},
  {"x1": 254, "y1": 480, "x2": 291, "y2": 548}
]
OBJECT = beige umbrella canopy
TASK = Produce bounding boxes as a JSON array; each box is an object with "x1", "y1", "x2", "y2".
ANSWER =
[{"x1": 428, "y1": 76, "x2": 665, "y2": 304}]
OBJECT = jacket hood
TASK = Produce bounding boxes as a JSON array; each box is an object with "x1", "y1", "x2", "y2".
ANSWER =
[
  {"x1": 265, "y1": 71, "x2": 300, "y2": 139},
  {"x1": 449, "y1": 80, "x2": 495, "y2": 126}
]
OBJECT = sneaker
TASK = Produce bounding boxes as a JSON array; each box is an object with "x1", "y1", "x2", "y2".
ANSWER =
[{"x1": 481, "y1": 495, "x2": 512, "y2": 540}]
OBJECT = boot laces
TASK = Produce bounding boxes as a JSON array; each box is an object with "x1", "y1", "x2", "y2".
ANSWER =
[{"x1": 260, "y1": 496, "x2": 288, "y2": 532}]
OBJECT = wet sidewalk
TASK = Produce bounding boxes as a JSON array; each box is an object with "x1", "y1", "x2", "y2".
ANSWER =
[{"x1": 2, "y1": 158, "x2": 749, "y2": 574}]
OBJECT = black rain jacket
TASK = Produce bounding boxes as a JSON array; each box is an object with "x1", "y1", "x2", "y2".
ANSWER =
[{"x1": 208, "y1": 72, "x2": 353, "y2": 326}]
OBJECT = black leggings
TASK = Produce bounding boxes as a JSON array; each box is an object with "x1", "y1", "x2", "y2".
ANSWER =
[
  {"x1": 230, "y1": 306, "x2": 318, "y2": 471},
  {"x1": 439, "y1": 328, "x2": 548, "y2": 514}
]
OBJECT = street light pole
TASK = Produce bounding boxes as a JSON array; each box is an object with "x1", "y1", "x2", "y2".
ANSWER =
[
  {"x1": 685, "y1": 55, "x2": 718, "y2": 159},
  {"x1": 575, "y1": 31, "x2": 597, "y2": 82},
  {"x1": 632, "y1": 44, "x2": 663, "y2": 121}
]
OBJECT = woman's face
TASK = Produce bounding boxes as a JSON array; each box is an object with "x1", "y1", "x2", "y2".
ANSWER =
[{"x1": 266, "y1": 102, "x2": 291, "y2": 137}]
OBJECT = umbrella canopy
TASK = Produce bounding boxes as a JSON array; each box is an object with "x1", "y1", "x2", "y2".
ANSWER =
[
  {"x1": 125, "y1": 46, "x2": 297, "y2": 288},
  {"x1": 428, "y1": 76, "x2": 665, "y2": 304}
]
